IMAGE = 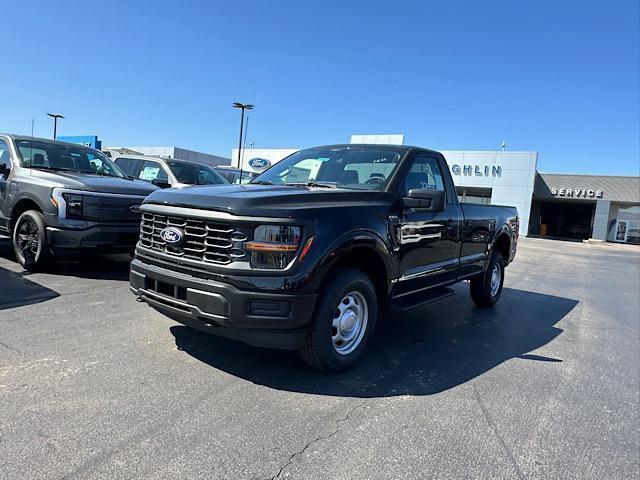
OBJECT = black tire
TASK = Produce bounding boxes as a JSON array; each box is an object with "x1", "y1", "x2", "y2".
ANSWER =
[
  {"x1": 12, "y1": 210, "x2": 51, "y2": 271},
  {"x1": 470, "y1": 251, "x2": 505, "y2": 307},
  {"x1": 299, "y1": 267, "x2": 378, "y2": 372}
]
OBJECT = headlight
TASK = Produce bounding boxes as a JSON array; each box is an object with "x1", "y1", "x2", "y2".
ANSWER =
[
  {"x1": 245, "y1": 225, "x2": 301, "y2": 269},
  {"x1": 51, "y1": 188, "x2": 84, "y2": 219},
  {"x1": 62, "y1": 193, "x2": 83, "y2": 218}
]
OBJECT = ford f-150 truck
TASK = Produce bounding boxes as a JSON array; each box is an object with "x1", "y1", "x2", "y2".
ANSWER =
[
  {"x1": 0, "y1": 134, "x2": 157, "y2": 270},
  {"x1": 130, "y1": 144, "x2": 518, "y2": 371}
]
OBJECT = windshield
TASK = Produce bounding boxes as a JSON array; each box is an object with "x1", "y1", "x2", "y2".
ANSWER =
[
  {"x1": 16, "y1": 140, "x2": 124, "y2": 178},
  {"x1": 252, "y1": 147, "x2": 403, "y2": 189},
  {"x1": 167, "y1": 161, "x2": 228, "y2": 185}
]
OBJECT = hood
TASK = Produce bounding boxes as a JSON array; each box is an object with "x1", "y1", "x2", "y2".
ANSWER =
[
  {"x1": 30, "y1": 170, "x2": 158, "y2": 196},
  {"x1": 143, "y1": 184, "x2": 394, "y2": 216}
]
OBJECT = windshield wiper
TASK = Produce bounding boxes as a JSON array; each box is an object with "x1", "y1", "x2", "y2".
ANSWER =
[
  {"x1": 29, "y1": 165, "x2": 77, "y2": 172},
  {"x1": 251, "y1": 180, "x2": 273, "y2": 185},
  {"x1": 78, "y1": 170, "x2": 117, "y2": 177},
  {"x1": 285, "y1": 182, "x2": 338, "y2": 189}
]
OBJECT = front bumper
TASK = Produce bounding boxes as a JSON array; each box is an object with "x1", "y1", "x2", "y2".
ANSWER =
[
  {"x1": 46, "y1": 223, "x2": 140, "y2": 250},
  {"x1": 129, "y1": 258, "x2": 316, "y2": 350}
]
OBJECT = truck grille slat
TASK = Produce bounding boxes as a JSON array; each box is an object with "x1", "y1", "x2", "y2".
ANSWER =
[{"x1": 139, "y1": 213, "x2": 245, "y2": 265}]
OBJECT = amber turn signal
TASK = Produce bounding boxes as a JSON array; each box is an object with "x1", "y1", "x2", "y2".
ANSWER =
[
  {"x1": 244, "y1": 241, "x2": 299, "y2": 253},
  {"x1": 298, "y1": 237, "x2": 315, "y2": 262}
]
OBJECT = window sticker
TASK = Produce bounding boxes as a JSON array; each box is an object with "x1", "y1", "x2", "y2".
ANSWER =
[{"x1": 139, "y1": 166, "x2": 160, "y2": 180}]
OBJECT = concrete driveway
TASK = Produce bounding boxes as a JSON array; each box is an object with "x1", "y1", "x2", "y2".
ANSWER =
[{"x1": 0, "y1": 237, "x2": 638, "y2": 479}]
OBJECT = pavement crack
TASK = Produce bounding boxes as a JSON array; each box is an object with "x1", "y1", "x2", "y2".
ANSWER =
[
  {"x1": 472, "y1": 384, "x2": 526, "y2": 480},
  {"x1": 0, "y1": 341, "x2": 22, "y2": 355},
  {"x1": 268, "y1": 399, "x2": 367, "y2": 479}
]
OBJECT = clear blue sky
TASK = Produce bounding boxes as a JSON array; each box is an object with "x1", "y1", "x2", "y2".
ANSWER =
[{"x1": 2, "y1": 0, "x2": 639, "y2": 175}]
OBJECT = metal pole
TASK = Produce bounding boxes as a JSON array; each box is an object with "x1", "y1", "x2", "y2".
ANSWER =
[
  {"x1": 241, "y1": 115, "x2": 250, "y2": 173},
  {"x1": 237, "y1": 107, "x2": 245, "y2": 169},
  {"x1": 53, "y1": 118, "x2": 57, "y2": 140}
]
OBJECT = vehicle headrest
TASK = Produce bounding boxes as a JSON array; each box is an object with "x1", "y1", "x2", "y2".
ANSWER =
[
  {"x1": 338, "y1": 169, "x2": 359, "y2": 184},
  {"x1": 32, "y1": 153, "x2": 46, "y2": 166}
]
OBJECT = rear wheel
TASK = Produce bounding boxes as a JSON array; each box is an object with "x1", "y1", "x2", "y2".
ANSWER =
[
  {"x1": 12, "y1": 210, "x2": 51, "y2": 271},
  {"x1": 299, "y1": 268, "x2": 377, "y2": 372},
  {"x1": 470, "y1": 251, "x2": 505, "y2": 307}
]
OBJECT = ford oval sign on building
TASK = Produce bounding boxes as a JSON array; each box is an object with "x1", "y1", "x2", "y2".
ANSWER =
[{"x1": 248, "y1": 158, "x2": 271, "y2": 170}]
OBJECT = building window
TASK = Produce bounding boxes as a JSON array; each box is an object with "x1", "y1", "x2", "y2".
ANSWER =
[{"x1": 456, "y1": 187, "x2": 492, "y2": 204}]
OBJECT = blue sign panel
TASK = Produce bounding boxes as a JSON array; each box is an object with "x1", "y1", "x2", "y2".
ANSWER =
[{"x1": 57, "y1": 135, "x2": 102, "y2": 150}]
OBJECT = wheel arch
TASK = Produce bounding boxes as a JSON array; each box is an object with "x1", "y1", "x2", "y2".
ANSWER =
[
  {"x1": 10, "y1": 196, "x2": 46, "y2": 232},
  {"x1": 313, "y1": 231, "x2": 393, "y2": 304},
  {"x1": 490, "y1": 227, "x2": 512, "y2": 265}
]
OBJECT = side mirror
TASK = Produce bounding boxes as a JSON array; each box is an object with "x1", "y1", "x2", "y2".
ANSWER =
[
  {"x1": 402, "y1": 189, "x2": 445, "y2": 212},
  {"x1": 151, "y1": 178, "x2": 172, "y2": 189}
]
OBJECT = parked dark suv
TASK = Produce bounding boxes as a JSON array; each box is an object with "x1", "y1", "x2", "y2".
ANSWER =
[{"x1": 0, "y1": 134, "x2": 158, "y2": 270}]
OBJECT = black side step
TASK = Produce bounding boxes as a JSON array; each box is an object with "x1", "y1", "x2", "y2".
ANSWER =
[{"x1": 389, "y1": 286, "x2": 455, "y2": 313}]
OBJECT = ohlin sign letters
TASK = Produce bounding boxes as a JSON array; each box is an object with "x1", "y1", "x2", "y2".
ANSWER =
[{"x1": 450, "y1": 164, "x2": 502, "y2": 177}]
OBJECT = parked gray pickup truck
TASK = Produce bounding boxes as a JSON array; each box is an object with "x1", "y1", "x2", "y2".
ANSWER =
[{"x1": 0, "y1": 134, "x2": 157, "y2": 270}]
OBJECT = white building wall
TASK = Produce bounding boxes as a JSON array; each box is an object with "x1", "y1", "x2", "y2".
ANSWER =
[
  {"x1": 113, "y1": 146, "x2": 230, "y2": 167},
  {"x1": 123, "y1": 146, "x2": 176, "y2": 158},
  {"x1": 441, "y1": 151, "x2": 537, "y2": 236},
  {"x1": 350, "y1": 134, "x2": 404, "y2": 145}
]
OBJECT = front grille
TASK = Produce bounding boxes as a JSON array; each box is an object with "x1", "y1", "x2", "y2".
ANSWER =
[
  {"x1": 139, "y1": 213, "x2": 245, "y2": 265},
  {"x1": 83, "y1": 196, "x2": 142, "y2": 222}
]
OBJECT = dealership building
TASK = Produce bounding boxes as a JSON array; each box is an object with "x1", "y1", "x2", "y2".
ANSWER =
[{"x1": 232, "y1": 141, "x2": 640, "y2": 244}]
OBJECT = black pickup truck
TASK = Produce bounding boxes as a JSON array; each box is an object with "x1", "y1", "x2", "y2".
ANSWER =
[{"x1": 130, "y1": 144, "x2": 518, "y2": 371}]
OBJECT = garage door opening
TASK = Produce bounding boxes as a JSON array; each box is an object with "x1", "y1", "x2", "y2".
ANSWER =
[{"x1": 529, "y1": 200, "x2": 595, "y2": 240}]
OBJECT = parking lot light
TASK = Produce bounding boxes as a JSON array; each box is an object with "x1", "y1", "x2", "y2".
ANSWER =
[
  {"x1": 233, "y1": 102, "x2": 254, "y2": 179},
  {"x1": 46, "y1": 113, "x2": 65, "y2": 140}
]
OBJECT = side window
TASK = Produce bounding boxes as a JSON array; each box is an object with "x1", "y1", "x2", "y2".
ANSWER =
[
  {"x1": 115, "y1": 157, "x2": 140, "y2": 177},
  {"x1": 138, "y1": 160, "x2": 168, "y2": 182},
  {"x1": 403, "y1": 155, "x2": 444, "y2": 196},
  {"x1": 18, "y1": 146, "x2": 49, "y2": 167},
  {"x1": 0, "y1": 139, "x2": 11, "y2": 176}
]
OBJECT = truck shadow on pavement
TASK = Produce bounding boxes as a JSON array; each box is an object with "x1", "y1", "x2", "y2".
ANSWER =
[
  {"x1": 0, "y1": 265, "x2": 60, "y2": 310},
  {"x1": 0, "y1": 238, "x2": 131, "y2": 281},
  {"x1": 171, "y1": 285, "x2": 578, "y2": 397}
]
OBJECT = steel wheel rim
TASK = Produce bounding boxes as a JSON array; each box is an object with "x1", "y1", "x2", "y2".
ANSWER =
[
  {"x1": 331, "y1": 290, "x2": 368, "y2": 355},
  {"x1": 490, "y1": 264, "x2": 501, "y2": 297},
  {"x1": 16, "y1": 218, "x2": 41, "y2": 262}
]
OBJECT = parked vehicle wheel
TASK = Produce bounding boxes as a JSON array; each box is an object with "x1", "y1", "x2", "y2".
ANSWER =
[
  {"x1": 299, "y1": 267, "x2": 377, "y2": 372},
  {"x1": 470, "y1": 251, "x2": 505, "y2": 307},
  {"x1": 12, "y1": 210, "x2": 51, "y2": 271}
]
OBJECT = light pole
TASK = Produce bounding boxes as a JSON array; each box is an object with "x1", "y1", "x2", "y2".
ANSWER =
[
  {"x1": 233, "y1": 102, "x2": 253, "y2": 177},
  {"x1": 46, "y1": 113, "x2": 65, "y2": 139}
]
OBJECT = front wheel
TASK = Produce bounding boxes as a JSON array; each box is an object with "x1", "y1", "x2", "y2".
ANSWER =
[
  {"x1": 12, "y1": 210, "x2": 51, "y2": 271},
  {"x1": 299, "y1": 267, "x2": 377, "y2": 372},
  {"x1": 470, "y1": 251, "x2": 505, "y2": 307}
]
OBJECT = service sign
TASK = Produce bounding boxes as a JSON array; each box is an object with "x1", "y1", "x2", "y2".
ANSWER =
[{"x1": 551, "y1": 188, "x2": 603, "y2": 198}]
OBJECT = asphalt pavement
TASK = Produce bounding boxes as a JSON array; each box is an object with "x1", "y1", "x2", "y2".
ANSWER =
[{"x1": 0, "y1": 237, "x2": 638, "y2": 480}]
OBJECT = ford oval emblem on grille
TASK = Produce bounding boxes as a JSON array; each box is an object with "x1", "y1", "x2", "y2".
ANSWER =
[
  {"x1": 160, "y1": 227, "x2": 184, "y2": 245},
  {"x1": 129, "y1": 204, "x2": 141, "y2": 213}
]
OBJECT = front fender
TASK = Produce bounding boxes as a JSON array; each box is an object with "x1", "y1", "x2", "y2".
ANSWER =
[
  {"x1": 306, "y1": 229, "x2": 394, "y2": 291},
  {"x1": 10, "y1": 190, "x2": 53, "y2": 220}
]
